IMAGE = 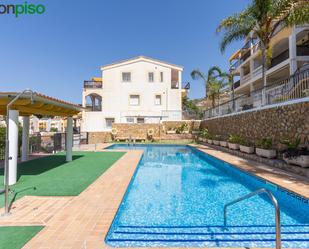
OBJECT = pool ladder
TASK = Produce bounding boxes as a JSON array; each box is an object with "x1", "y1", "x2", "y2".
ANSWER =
[
  {"x1": 224, "y1": 188, "x2": 281, "y2": 249},
  {"x1": 128, "y1": 135, "x2": 135, "y2": 146}
]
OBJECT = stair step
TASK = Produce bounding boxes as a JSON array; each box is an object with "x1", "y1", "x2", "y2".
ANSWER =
[
  {"x1": 110, "y1": 231, "x2": 309, "y2": 240},
  {"x1": 115, "y1": 224, "x2": 309, "y2": 234},
  {"x1": 107, "y1": 225, "x2": 309, "y2": 248}
]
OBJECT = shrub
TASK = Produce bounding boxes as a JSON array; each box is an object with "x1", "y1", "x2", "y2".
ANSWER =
[
  {"x1": 199, "y1": 128, "x2": 209, "y2": 138},
  {"x1": 280, "y1": 137, "x2": 308, "y2": 158},
  {"x1": 237, "y1": 136, "x2": 253, "y2": 146},
  {"x1": 256, "y1": 138, "x2": 273, "y2": 150},
  {"x1": 176, "y1": 123, "x2": 188, "y2": 134},
  {"x1": 228, "y1": 134, "x2": 242, "y2": 144}
]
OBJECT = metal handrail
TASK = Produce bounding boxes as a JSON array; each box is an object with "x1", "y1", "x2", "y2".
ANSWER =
[{"x1": 224, "y1": 188, "x2": 281, "y2": 249}]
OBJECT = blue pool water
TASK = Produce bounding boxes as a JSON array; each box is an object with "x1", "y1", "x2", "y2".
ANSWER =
[{"x1": 105, "y1": 144, "x2": 309, "y2": 248}]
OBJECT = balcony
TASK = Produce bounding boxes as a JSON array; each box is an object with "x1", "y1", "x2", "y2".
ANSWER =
[
  {"x1": 269, "y1": 49, "x2": 289, "y2": 69},
  {"x1": 84, "y1": 80, "x2": 102, "y2": 89},
  {"x1": 230, "y1": 60, "x2": 240, "y2": 71},
  {"x1": 297, "y1": 45, "x2": 309, "y2": 56},
  {"x1": 204, "y1": 69, "x2": 309, "y2": 119},
  {"x1": 240, "y1": 50, "x2": 251, "y2": 63}
]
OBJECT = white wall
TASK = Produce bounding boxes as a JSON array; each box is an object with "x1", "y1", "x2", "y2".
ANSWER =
[{"x1": 82, "y1": 59, "x2": 183, "y2": 132}]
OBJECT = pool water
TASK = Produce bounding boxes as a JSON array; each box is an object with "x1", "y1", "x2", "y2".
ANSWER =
[{"x1": 105, "y1": 144, "x2": 309, "y2": 248}]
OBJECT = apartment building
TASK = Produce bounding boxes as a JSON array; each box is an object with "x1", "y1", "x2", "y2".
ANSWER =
[
  {"x1": 81, "y1": 56, "x2": 188, "y2": 132},
  {"x1": 229, "y1": 24, "x2": 309, "y2": 111}
]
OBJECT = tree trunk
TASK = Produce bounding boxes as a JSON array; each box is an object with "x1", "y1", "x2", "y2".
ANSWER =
[
  {"x1": 231, "y1": 75, "x2": 235, "y2": 111},
  {"x1": 211, "y1": 95, "x2": 215, "y2": 108},
  {"x1": 261, "y1": 45, "x2": 267, "y2": 105}
]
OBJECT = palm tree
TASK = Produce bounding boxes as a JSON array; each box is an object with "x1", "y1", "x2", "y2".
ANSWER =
[
  {"x1": 220, "y1": 71, "x2": 235, "y2": 110},
  {"x1": 217, "y1": 0, "x2": 309, "y2": 104},
  {"x1": 191, "y1": 66, "x2": 226, "y2": 107}
]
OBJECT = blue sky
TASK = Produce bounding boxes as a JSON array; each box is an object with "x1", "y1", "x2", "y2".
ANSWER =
[{"x1": 0, "y1": 0, "x2": 249, "y2": 104}]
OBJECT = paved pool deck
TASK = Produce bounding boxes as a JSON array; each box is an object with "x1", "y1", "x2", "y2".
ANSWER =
[{"x1": 0, "y1": 143, "x2": 308, "y2": 249}]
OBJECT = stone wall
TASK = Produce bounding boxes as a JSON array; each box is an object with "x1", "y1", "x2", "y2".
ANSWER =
[
  {"x1": 88, "y1": 132, "x2": 112, "y2": 144},
  {"x1": 87, "y1": 121, "x2": 200, "y2": 143},
  {"x1": 112, "y1": 123, "x2": 161, "y2": 140},
  {"x1": 200, "y1": 101, "x2": 309, "y2": 149}
]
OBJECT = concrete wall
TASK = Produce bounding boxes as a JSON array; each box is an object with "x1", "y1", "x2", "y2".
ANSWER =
[{"x1": 200, "y1": 101, "x2": 309, "y2": 149}]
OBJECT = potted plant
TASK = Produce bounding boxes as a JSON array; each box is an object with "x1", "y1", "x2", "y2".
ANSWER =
[
  {"x1": 207, "y1": 133, "x2": 214, "y2": 144},
  {"x1": 256, "y1": 138, "x2": 276, "y2": 159},
  {"x1": 199, "y1": 128, "x2": 209, "y2": 142},
  {"x1": 219, "y1": 136, "x2": 228, "y2": 147},
  {"x1": 213, "y1": 135, "x2": 221, "y2": 145},
  {"x1": 239, "y1": 137, "x2": 255, "y2": 154},
  {"x1": 228, "y1": 135, "x2": 240, "y2": 150},
  {"x1": 281, "y1": 138, "x2": 309, "y2": 168}
]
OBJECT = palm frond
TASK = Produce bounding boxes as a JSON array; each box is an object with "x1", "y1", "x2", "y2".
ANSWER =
[
  {"x1": 219, "y1": 27, "x2": 251, "y2": 53},
  {"x1": 207, "y1": 66, "x2": 222, "y2": 78},
  {"x1": 191, "y1": 69, "x2": 206, "y2": 81},
  {"x1": 284, "y1": 1, "x2": 309, "y2": 25}
]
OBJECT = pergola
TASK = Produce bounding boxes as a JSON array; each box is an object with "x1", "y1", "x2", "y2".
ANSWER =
[{"x1": 0, "y1": 91, "x2": 82, "y2": 189}]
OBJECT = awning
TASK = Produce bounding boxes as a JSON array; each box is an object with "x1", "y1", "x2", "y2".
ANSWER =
[{"x1": 0, "y1": 92, "x2": 82, "y2": 116}]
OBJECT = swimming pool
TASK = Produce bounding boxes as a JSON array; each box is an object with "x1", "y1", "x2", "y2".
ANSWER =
[{"x1": 105, "y1": 144, "x2": 309, "y2": 248}]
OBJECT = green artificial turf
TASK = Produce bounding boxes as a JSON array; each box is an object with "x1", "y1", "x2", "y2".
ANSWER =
[
  {"x1": 0, "y1": 226, "x2": 43, "y2": 249},
  {"x1": 0, "y1": 151, "x2": 124, "y2": 207}
]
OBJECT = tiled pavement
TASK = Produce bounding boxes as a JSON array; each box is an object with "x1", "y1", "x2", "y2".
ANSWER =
[
  {"x1": 0, "y1": 144, "x2": 308, "y2": 249},
  {"x1": 20, "y1": 150, "x2": 143, "y2": 249},
  {"x1": 191, "y1": 144, "x2": 309, "y2": 199},
  {"x1": 0, "y1": 196, "x2": 73, "y2": 226}
]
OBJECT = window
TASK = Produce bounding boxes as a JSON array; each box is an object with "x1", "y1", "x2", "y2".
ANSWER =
[
  {"x1": 129, "y1": 95, "x2": 140, "y2": 106},
  {"x1": 155, "y1": 95, "x2": 161, "y2": 105},
  {"x1": 126, "y1": 117, "x2": 134, "y2": 123},
  {"x1": 148, "y1": 72, "x2": 154, "y2": 82},
  {"x1": 160, "y1": 72, "x2": 164, "y2": 82},
  {"x1": 137, "y1": 117, "x2": 145, "y2": 124},
  {"x1": 122, "y1": 72, "x2": 131, "y2": 82},
  {"x1": 105, "y1": 118, "x2": 115, "y2": 129}
]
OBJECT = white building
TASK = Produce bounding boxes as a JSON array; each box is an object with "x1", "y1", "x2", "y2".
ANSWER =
[{"x1": 82, "y1": 56, "x2": 187, "y2": 132}]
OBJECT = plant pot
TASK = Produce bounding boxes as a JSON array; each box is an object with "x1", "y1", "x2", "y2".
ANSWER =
[
  {"x1": 228, "y1": 143, "x2": 239, "y2": 150},
  {"x1": 213, "y1": 140, "x2": 220, "y2": 145},
  {"x1": 240, "y1": 145, "x2": 255, "y2": 154},
  {"x1": 207, "y1": 139, "x2": 213, "y2": 144},
  {"x1": 220, "y1": 141, "x2": 228, "y2": 147},
  {"x1": 256, "y1": 148, "x2": 276, "y2": 159},
  {"x1": 283, "y1": 155, "x2": 309, "y2": 168},
  {"x1": 166, "y1": 130, "x2": 176, "y2": 134}
]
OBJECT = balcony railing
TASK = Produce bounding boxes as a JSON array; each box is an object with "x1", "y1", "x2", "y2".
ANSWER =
[
  {"x1": 204, "y1": 69, "x2": 309, "y2": 119},
  {"x1": 252, "y1": 66, "x2": 262, "y2": 78},
  {"x1": 84, "y1": 80, "x2": 102, "y2": 89},
  {"x1": 241, "y1": 73, "x2": 251, "y2": 84},
  {"x1": 230, "y1": 60, "x2": 240, "y2": 71},
  {"x1": 233, "y1": 80, "x2": 240, "y2": 89},
  {"x1": 183, "y1": 82, "x2": 190, "y2": 90}
]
